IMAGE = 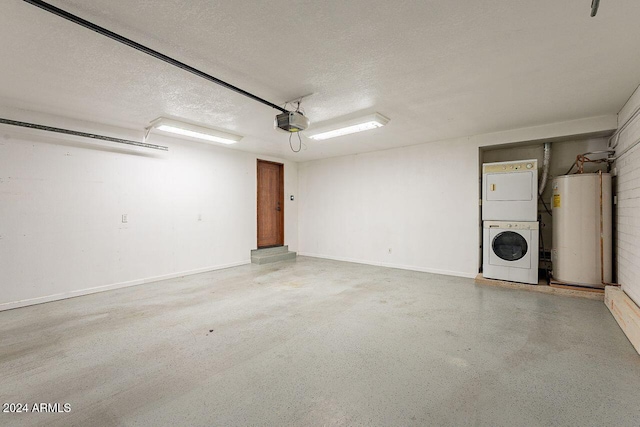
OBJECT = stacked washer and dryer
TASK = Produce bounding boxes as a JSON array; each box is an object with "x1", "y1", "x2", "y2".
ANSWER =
[{"x1": 482, "y1": 160, "x2": 539, "y2": 285}]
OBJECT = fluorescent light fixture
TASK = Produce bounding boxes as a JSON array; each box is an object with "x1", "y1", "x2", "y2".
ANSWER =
[
  {"x1": 307, "y1": 113, "x2": 390, "y2": 141},
  {"x1": 148, "y1": 117, "x2": 242, "y2": 145}
]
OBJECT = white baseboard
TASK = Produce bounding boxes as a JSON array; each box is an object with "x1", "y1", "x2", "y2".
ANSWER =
[
  {"x1": 0, "y1": 260, "x2": 251, "y2": 312},
  {"x1": 297, "y1": 252, "x2": 476, "y2": 279}
]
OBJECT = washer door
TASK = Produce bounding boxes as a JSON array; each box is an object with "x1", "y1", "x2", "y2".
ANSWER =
[{"x1": 489, "y1": 229, "x2": 531, "y2": 268}]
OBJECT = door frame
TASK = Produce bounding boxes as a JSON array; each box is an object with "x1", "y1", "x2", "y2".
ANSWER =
[{"x1": 257, "y1": 159, "x2": 284, "y2": 248}]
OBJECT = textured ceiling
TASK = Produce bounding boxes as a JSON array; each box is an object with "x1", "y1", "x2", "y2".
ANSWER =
[{"x1": 1, "y1": 0, "x2": 639, "y2": 161}]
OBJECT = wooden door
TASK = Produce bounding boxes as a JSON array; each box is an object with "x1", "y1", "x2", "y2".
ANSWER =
[{"x1": 257, "y1": 160, "x2": 284, "y2": 248}]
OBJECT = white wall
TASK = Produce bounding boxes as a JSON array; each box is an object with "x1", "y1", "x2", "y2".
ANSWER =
[
  {"x1": 612, "y1": 84, "x2": 640, "y2": 307},
  {"x1": 0, "y1": 111, "x2": 297, "y2": 310},
  {"x1": 299, "y1": 139, "x2": 479, "y2": 277},
  {"x1": 298, "y1": 116, "x2": 617, "y2": 279}
]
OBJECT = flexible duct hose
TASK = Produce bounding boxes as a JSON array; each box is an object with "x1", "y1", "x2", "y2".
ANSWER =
[{"x1": 539, "y1": 142, "x2": 552, "y2": 195}]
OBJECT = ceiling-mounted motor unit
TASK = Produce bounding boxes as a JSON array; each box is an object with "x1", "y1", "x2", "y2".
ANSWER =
[{"x1": 275, "y1": 111, "x2": 309, "y2": 133}]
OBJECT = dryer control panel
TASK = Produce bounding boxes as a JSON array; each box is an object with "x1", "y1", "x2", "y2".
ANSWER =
[{"x1": 483, "y1": 160, "x2": 536, "y2": 174}]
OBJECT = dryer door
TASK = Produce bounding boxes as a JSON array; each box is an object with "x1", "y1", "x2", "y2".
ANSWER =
[
  {"x1": 485, "y1": 171, "x2": 534, "y2": 202},
  {"x1": 489, "y1": 229, "x2": 531, "y2": 269}
]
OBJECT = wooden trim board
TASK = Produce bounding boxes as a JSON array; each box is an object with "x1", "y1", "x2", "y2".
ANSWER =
[
  {"x1": 549, "y1": 281, "x2": 605, "y2": 294},
  {"x1": 605, "y1": 286, "x2": 640, "y2": 355},
  {"x1": 475, "y1": 274, "x2": 604, "y2": 301}
]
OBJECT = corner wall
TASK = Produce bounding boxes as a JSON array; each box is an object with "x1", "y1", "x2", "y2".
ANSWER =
[
  {"x1": 298, "y1": 116, "x2": 617, "y2": 279},
  {"x1": 612, "y1": 84, "x2": 640, "y2": 306},
  {"x1": 0, "y1": 112, "x2": 297, "y2": 310}
]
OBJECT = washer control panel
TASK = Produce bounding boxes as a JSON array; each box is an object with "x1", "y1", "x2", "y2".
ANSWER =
[{"x1": 484, "y1": 221, "x2": 539, "y2": 230}]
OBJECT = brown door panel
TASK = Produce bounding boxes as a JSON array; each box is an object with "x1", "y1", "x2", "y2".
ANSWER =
[{"x1": 257, "y1": 160, "x2": 284, "y2": 248}]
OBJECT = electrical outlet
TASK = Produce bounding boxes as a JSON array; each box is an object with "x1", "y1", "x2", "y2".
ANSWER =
[
  {"x1": 388, "y1": 248, "x2": 392, "y2": 254},
  {"x1": 198, "y1": 214, "x2": 202, "y2": 221},
  {"x1": 122, "y1": 214, "x2": 128, "y2": 223},
  {"x1": 290, "y1": 195, "x2": 295, "y2": 201}
]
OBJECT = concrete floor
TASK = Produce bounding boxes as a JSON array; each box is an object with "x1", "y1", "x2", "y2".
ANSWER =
[{"x1": 1, "y1": 257, "x2": 639, "y2": 427}]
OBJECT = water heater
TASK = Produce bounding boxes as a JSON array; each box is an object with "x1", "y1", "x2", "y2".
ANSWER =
[{"x1": 551, "y1": 173, "x2": 612, "y2": 288}]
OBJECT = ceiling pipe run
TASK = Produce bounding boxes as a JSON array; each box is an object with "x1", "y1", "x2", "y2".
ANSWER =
[
  {"x1": 0, "y1": 117, "x2": 168, "y2": 151},
  {"x1": 22, "y1": 0, "x2": 290, "y2": 114}
]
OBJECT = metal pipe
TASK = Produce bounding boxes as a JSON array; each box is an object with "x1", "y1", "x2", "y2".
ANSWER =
[
  {"x1": 610, "y1": 135, "x2": 640, "y2": 161},
  {"x1": 599, "y1": 170, "x2": 605, "y2": 285},
  {"x1": 599, "y1": 170, "x2": 619, "y2": 287},
  {"x1": 0, "y1": 118, "x2": 168, "y2": 151},
  {"x1": 581, "y1": 150, "x2": 616, "y2": 156},
  {"x1": 22, "y1": 0, "x2": 289, "y2": 114},
  {"x1": 538, "y1": 142, "x2": 551, "y2": 195},
  {"x1": 563, "y1": 150, "x2": 615, "y2": 175},
  {"x1": 609, "y1": 101, "x2": 640, "y2": 149}
]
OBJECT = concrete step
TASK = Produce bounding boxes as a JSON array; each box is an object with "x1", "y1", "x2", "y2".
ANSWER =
[
  {"x1": 251, "y1": 245, "x2": 288, "y2": 256},
  {"x1": 251, "y1": 250, "x2": 297, "y2": 265}
]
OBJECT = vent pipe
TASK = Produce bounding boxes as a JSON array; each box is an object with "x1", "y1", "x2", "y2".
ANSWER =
[
  {"x1": 539, "y1": 142, "x2": 552, "y2": 195},
  {"x1": 591, "y1": 0, "x2": 600, "y2": 17}
]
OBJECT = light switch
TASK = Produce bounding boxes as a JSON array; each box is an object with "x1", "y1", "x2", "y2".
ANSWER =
[{"x1": 122, "y1": 214, "x2": 128, "y2": 223}]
